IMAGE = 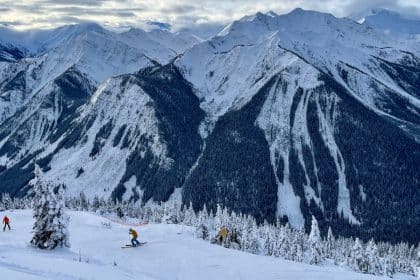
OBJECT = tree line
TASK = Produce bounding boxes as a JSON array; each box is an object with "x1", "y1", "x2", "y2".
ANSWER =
[{"x1": 1, "y1": 184, "x2": 419, "y2": 278}]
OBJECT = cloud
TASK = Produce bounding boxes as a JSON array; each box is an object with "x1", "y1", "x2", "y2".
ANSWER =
[
  {"x1": 160, "y1": 4, "x2": 198, "y2": 15},
  {"x1": 0, "y1": 0, "x2": 419, "y2": 31},
  {"x1": 39, "y1": 0, "x2": 110, "y2": 6},
  {"x1": 0, "y1": 20, "x2": 24, "y2": 27},
  {"x1": 49, "y1": 6, "x2": 137, "y2": 17},
  {"x1": 341, "y1": 0, "x2": 420, "y2": 18}
]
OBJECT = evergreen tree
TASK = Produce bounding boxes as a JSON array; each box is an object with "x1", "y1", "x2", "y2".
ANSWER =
[
  {"x1": 30, "y1": 166, "x2": 70, "y2": 249},
  {"x1": 383, "y1": 248, "x2": 396, "y2": 278},
  {"x1": 308, "y1": 216, "x2": 323, "y2": 264},
  {"x1": 197, "y1": 204, "x2": 209, "y2": 227},
  {"x1": 324, "y1": 226, "x2": 335, "y2": 258},
  {"x1": 196, "y1": 224, "x2": 209, "y2": 240},
  {"x1": 116, "y1": 205, "x2": 124, "y2": 219},
  {"x1": 78, "y1": 192, "x2": 88, "y2": 211},
  {"x1": 1, "y1": 193, "x2": 12, "y2": 210},
  {"x1": 48, "y1": 184, "x2": 70, "y2": 248},
  {"x1": 350, "y1": 238, "x2": 369, "y2": 273},
  {"x1": 366, "y1": 239, "x2": 382, "y2": 275},
  {"x1": 290, "y1": 232, "x2": 304, "y2": 262},
  {"x1": 241, "y1": 216, "x2": 259, "y2": 254},
  {"x1": 183, "y1": 202, "x2": 196, "y2": 226},
  {"x1": 214, "y1": 204, "x2": 223, "y2": 231},
  {"x1": 91, "y1": 195, "x2": 100, "y2": 212},
  {"x1": 263, "y1": 225, "x2": 275, "y2": 256},
  {"x1": 274, "y1": 225, "x2": 291, "y2": 259}
]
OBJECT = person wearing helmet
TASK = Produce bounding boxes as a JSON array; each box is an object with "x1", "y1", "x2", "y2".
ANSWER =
[{"x1": 129, "y1": 228, "x2": 140, "y2": 247}]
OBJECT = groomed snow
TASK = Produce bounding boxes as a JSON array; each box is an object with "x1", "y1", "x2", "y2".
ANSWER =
[{"x1": 0, "y1": 210, "x2": 413, "y2": 280}]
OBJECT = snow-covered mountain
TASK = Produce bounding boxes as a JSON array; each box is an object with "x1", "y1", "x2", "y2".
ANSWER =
[
  {"x1": 0, "y1": 9, "x2": 419, "y2": 244},
  {"x1": 352, "y1": 9, "x2": 420, "y2": 40},
  {"x1": 175, "y1": 8, "x2": 419, "y2": 241}
]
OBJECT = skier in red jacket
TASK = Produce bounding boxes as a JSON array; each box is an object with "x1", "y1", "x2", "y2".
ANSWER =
[{"x1": 3, "y1": 215, "x2": 10, "y2": 231}]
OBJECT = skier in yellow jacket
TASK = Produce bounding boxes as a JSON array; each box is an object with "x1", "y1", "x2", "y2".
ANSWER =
[
  {"x1": 129, "y1": 228, "x2": 141, "y2": 247},
  {"x1": 217, "y1": 226, "x2": 228, "y2": 244}
]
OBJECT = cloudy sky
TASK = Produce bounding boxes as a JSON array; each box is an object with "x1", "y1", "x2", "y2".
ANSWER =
[{"x1": 1, "y1": 0, "x2": 419, "y2": 31}]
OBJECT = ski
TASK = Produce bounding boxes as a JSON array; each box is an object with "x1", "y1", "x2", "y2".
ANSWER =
[{"x1": 121, "y1": 242, "x2": 147, "y2": 248}]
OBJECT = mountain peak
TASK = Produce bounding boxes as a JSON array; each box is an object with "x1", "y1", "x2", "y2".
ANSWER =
[
  {"x1": 289, "y1": 7, "x2": 305, "y2": 14},
  {"x1": 266, "y1": 11, "x2": 278, "y2": 17},
  {"x1": 362, "y1": 8, "x2": 420, "y2": 37}
]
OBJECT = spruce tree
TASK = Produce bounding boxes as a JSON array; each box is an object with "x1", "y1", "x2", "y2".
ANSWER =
[
  {"x1": 78, "y1": 192, "x2": 88, "y2": 211},
  {"x1": 30, "y1": 166, "x2": 70, "y2": 249},
  {"x1": 290, "y1": 232, "x2": 304, "y2": 262},
  {"x1": 183, "y1": 202, "x2": 196, "y2": 226},
  {"x1": 47, "y1": 184, "x2": 70, "y2": 249},
  {"x1": 324, "y1": 226, "x2": 335, "y2": 258},
  {"x1": 366, "y1": 239, "x2": 382, "y2": 275},
  {"x1": 350, "y1": 238, "x2": 369, "y2": 273},
  {"x1": 1, "y1": 193, "x2": 12, "y2": 210},
  {"x1": 383, "y1": 248, "x2": 396, "y2": 278},
  {"x1": 241, "y1": 216, "x2": 259, "y2": 253},
  {"x1": 91, "y1": 195, "x2": 100, "y2": 212},
  {"x1": 263, "y1": 225, "x2": 275, "y2": 256},
  {"x1": 308, "y1": 216, "x2": 323, "y2": 264}
]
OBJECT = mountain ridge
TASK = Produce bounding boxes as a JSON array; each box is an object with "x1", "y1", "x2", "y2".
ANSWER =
[{"x1": 0, "y1": 8, "x2": 419, "y2": 244}]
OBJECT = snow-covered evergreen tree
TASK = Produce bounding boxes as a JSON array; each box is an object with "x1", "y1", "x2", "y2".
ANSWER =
[
  {"x1": 78, "y1": 191, "x2": 89, "y2": 211},
  {"x1": 274, "y1": 225, "x2": 291, "y2": 259},
  {"x1": 183, "y1": 202, "x2": 196, "y2": 226},
  {"x1": 383, "y1": 248, "x2": 396, "y2": 278},
  {"x1": 324, "y1": 226, "x2": 335, "y2": 258},
  {"x1": 196, "y1": 223, "x2": 209, "y2": 240},
  {"x1": 366, "y1": 239, "x2": 382, "y2": 275},
  {"x1": 116, "y1": 205, "x2": 124, "y2": 218},
  {"x1": 197, "y1": 204, "x2": 209, "y2": 227},
  {"x1": 47, "y1": 184, "x2": 70, "y2": 248},
  {"x1": 350, "y1": 238, "x2": 369, "y2": 273},
  {"x1": 241, "y1": 216, "x2": 259, "y2": 254},
  {"x1": 263, "y1": 225, "x2": 275, "y2": 256},
  {"x1": 214, "y1": 204, "x2": 223, "y2": 231},
  {"x1": 308, "y1": 216, "x2": 323, "y2": 264},
  {"x1": 1, "y1": 193, "x2": 12, "y2": 210},
  {"x1": 30, "y1": 166, "x2": 70, "y2": 249},
  {"x1": 91, "y1": 195, "x2": 100, "y2": 212},
  {"x1": 290, "y1": 231, "x2": 304, "y2": 262}
]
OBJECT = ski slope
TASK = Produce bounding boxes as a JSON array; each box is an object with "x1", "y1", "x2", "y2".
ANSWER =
[{"x1": 0, "y1": 210, "x2": 414, "y2": 280}]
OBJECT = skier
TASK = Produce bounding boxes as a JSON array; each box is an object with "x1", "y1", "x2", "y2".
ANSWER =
[
  {"x1": 217, "y1": 226, "x2": 228, "y2": 244},
  {"x1": 129, "y1": 228, "x2": 140, "y2": 247},
  {"x1": 3, "y1": 215, "x2": 11, "y2": 231}
]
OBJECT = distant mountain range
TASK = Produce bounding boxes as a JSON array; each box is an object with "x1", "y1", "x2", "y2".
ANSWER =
[
  {"x1": 0, "y1": 8, "x2": 419, "y2": 244},
  {"x1": 351, "y1": 8, "x2": 420, "y2": 39}
]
